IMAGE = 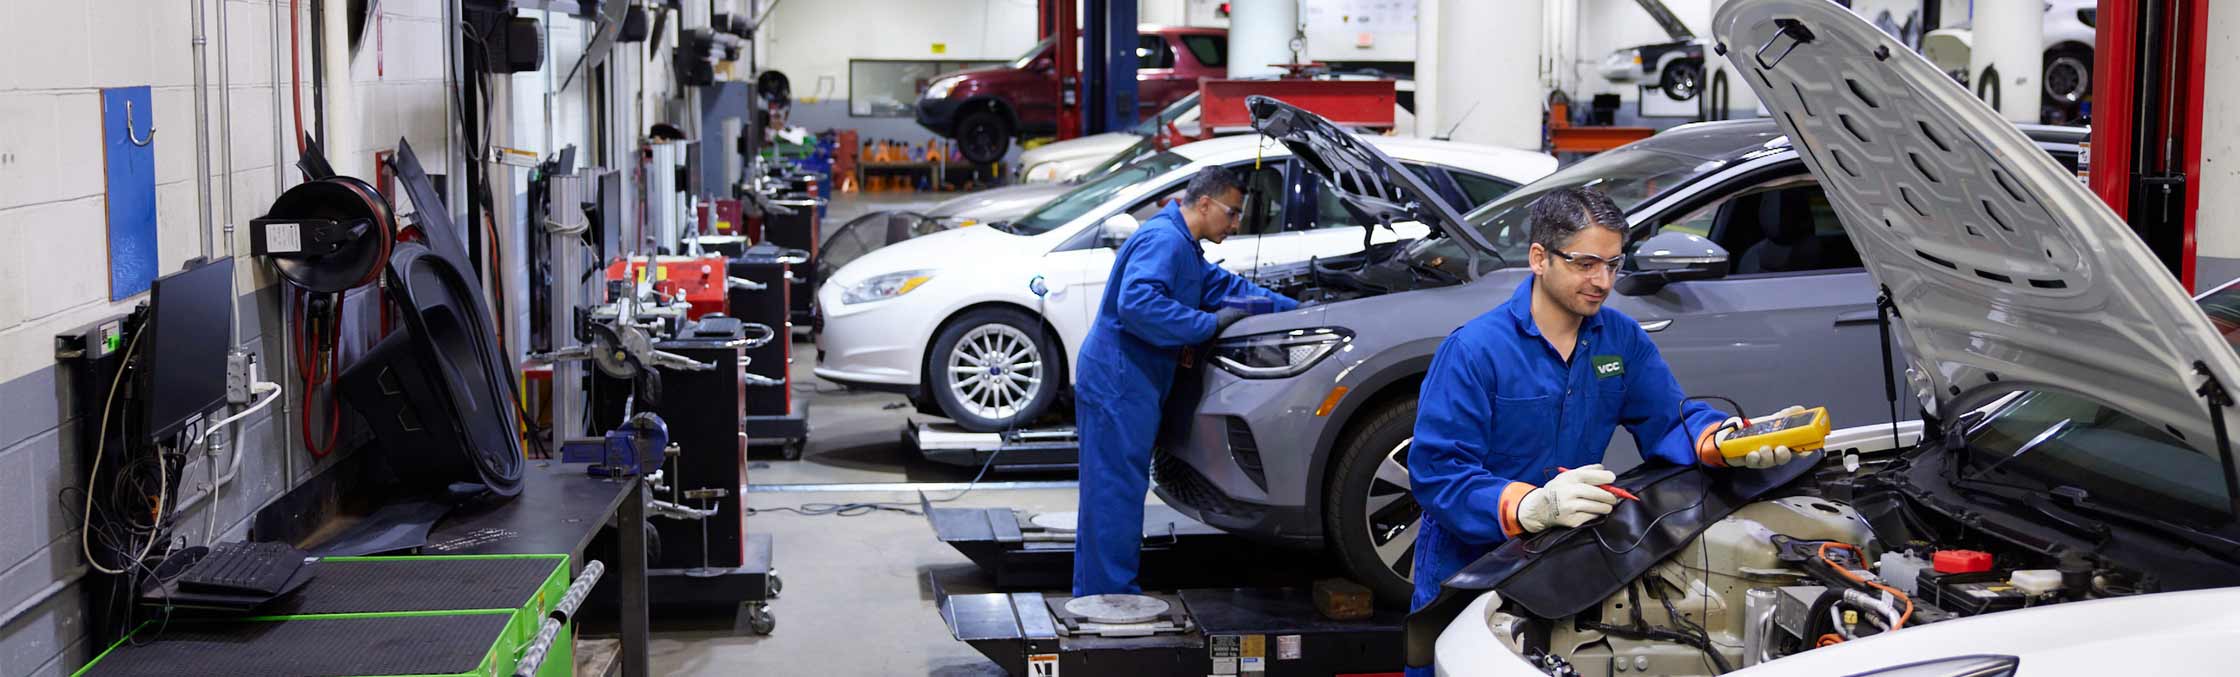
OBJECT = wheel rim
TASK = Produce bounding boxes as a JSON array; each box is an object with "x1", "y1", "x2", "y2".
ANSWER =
[
  {"x1": 2044, "y1": 57, "x2": 2089, "y2": 103},
  {"x1": 1667, "y1": 66, "x2": 1701, "y2": 100},
  {"x1": 946, "y1": 323, "x2": 1043, "y2": 422},
  {"x1": 961, "y1": 117, "x2": 1004, "y2": 160},
  {"x1": 1361, "y1": 438, "x2": 1422, "y2": 583}
]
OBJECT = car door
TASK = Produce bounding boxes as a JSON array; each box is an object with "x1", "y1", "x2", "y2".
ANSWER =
[
  {"x1": 1049, "y1": 160, "x2": 1294, "y2": 330},
  {"x1": 1599, "y1": 168, "x2": 1892, "y2": 465}
]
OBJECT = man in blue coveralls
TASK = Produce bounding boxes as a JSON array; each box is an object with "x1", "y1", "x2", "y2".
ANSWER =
[
  {"x1": 1406, "y1": 187, "x2": 1808, "y2": 673},
  {"x1": 1074, "y1": 167, "x2": 1299, "y2": 596}
]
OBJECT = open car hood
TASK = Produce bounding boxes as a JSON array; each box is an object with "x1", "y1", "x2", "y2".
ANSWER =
[
  {"x1": 1716, "y1": 1, "x2": 2240, "y2": 461},
  {"x1": 1245, "y1": 96, "x2": 1495, "y2": 256}
]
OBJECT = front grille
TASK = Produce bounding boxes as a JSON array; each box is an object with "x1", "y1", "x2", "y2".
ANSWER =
[
  {"x1": 1152, "y1": 448, "x2": 1260, "y2": 519},
  {"x1": 1224, "y1": 416, "x2": 1269, "y2": 492}
]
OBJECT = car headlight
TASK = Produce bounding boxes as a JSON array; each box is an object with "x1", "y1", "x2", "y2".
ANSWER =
[
  {"x1": 842, "y1": 270, "x2": 935, "y2": 304},
  {"x1": 925, "y1": 77, "x2": 962, "y2": 100},
  {"x1": 1213, "y1": 328, "x2": 1352, "y2": 379}
]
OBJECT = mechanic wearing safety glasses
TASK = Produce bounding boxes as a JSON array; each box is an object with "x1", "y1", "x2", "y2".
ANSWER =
[
  {"x1": 1073, "y1": 167, "x2": 1299, "y2": 597},
  {"x1": 1404, "y1": 187, "x2": 1809, "y2": 674}
]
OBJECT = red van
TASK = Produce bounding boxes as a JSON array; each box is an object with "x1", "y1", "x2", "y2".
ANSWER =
[{"x1": 915, "y1": 26, "x2": 1227, "y2": 163}]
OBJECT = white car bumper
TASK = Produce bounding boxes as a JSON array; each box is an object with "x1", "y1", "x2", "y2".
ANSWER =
[
  {"x1": 811, "y1": 281, "x2": 928, "y2": 388},
  {"x1": 1433, "y1": 591, "x2": 1540, "y2": 676}
]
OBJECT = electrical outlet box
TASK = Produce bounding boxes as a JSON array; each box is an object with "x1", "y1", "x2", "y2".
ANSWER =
[{"x1": 226, "y1": 350, "x2": 252, "y2": 404}]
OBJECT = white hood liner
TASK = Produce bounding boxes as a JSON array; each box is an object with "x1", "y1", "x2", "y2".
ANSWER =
[{"x1": 1713, "y1": 0, "x2": 2240, "y2": 458}]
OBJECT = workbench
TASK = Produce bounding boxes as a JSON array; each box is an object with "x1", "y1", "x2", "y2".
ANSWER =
[{"x1": 420, "y1": 461, "x2": 652, "y2": 677}]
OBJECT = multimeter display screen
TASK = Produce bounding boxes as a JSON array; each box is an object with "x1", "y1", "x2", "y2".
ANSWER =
[{"x1": 1742, "y1": 412, "x2": 1818, "y2": 436}]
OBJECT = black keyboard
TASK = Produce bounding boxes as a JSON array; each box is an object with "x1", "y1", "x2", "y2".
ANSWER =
[{"x1": 179, "y1": 541, "x2": 307, "y2": 597}]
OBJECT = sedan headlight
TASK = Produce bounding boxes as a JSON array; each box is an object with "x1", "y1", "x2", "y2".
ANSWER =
[
  {"x1": 1213, "y1": 328, "x2": 1352, "y2": 379},
  {"x1": 842, "y1": 270, "x2": 935, "y2": 304},
  {"x1": 925, "y1": 77, "x2": 963, "y2": 100}
]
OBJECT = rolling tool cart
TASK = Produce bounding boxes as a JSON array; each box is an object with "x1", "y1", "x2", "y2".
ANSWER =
[
  {"x1": 728, "y1": 242, "x2": 811, "y2": 459},
  {"x1": 79, "y1": 555, "x2": 599, "y2": 677},
  {"x1": 590, "y1": 324, "x2": 783, "y2": 635}
]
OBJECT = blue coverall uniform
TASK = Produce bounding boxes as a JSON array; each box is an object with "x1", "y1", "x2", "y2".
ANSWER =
[
  {"x1": 1073, "y1": 202, "x2": 1298, "y2": 596},
  {"x1": 1406, "y1": 276, "x2": 1726, "y2": 676}
]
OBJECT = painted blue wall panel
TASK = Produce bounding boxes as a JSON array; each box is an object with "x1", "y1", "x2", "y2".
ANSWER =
[{"x1": 102, "y1": 86, "x2": 158, "y2": 301}]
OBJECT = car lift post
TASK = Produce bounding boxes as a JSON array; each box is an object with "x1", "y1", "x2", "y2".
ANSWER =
[
  {"x1": 2086, "y1": 0, "x2": 2210, "y2": 289},
  {"x1": 1043, "y1": 0, "x2": 1081, "y2": 141}
]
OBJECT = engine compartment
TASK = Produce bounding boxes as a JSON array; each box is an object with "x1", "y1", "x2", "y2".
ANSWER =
[
  {"x1": 1257, "y1": 237, "x2": 1473, "y2": 306},
  {"x1": 1491, "y1": 461, "x2": 2156, "y2": 676}
]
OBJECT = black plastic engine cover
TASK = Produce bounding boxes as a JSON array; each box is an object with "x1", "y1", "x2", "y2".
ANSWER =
[{"x1": 1403, "y1": 460, "x2": 1815, "y2": 667}]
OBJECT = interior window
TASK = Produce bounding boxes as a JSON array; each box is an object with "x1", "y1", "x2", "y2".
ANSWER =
[
  {"x1": 1137, "y1": 34, "x2": 1177, "y2": 70},
  {"x1": 1124, "y1": 162, "x2": 1286, "y2": 236},
  {"x1": 1655, "y1": 176, "x2": 1860, "y2": 275},
  {"x1": 1180, "y1": 35, "x2": 1226, "y2": 67}
]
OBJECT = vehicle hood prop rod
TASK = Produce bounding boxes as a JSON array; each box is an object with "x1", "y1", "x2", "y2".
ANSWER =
[
  {"x1": 1876, "y1": 285, "x2": 1904, "y2": 454},
  {"x1": 2193, "y1": 360, "x2": 2240, "y2": 520}
]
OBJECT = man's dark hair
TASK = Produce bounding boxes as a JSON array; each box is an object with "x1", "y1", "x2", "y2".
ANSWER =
[
  {"x1": 1182, "y1": 166, "x2": 1246, "y2": 205},
  {"x1": 1527, "y1": 186, "x2": 1628, "y2": 253}
]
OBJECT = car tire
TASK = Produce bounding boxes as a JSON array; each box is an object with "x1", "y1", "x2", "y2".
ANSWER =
[
  {"x1": 927, "y1": 307, "x2": 1062, "y2": 432},
  {"x1": 1660, "y1": 59, "x2": 1703, "y2": 101},
  {"x1": 956, "y1": 109, "x2": 1012, "y2": 165},
  {"x1": 2042, "y1": 45, "x2": 2092, "y2": 107},
  {"x1": 1325, "y1": 398, "x2": 1422, "y2": 607}
]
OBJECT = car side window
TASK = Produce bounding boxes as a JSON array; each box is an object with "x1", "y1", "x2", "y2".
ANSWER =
[
  {"x1": 1653, "y1": 177, "x2": 1860, "y2": 275},
  {"x1": 1449, "y1": 171, "x2": 1520, "y2": 209},
  {"x1": 1137, "y1": 34, "x2": 1177, "y2": 69},
  {"x1": 1122, "y1": 162, "x2": 1286, "y2": 236},
  {"x1": 1308, "y1": 162, "x2": 1445, "y2": 231},
  {"x1": 1179, "y1": 35, "x2": 1226, "y2": 67}
]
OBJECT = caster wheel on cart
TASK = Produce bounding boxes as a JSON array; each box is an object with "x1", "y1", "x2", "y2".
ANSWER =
[
  {"x1": 781, "y1": 441, "x2": 803, "y2": 461},
  {"x1": 766, "y1": 573, "x2": 784, "y2": 598},
  {"x1": 739, "y1": 604, "x2": 776, "y2": 636}
]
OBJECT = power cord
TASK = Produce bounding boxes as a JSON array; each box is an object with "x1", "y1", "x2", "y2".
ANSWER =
[{"x1": 745, "y1": 441, "x2": 1004, "y2": 517}]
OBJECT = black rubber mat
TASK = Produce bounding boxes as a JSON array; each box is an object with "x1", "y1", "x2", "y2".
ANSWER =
[
  {"x1": 266, "y1": 557, "x2": 559, "y2": 615},
  {"x1": 83, "y1": 614, "x2": 510, "y2": 676}
]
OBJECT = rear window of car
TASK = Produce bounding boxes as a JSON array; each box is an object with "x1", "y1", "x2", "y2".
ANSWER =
[{"x1": 1181, "y1": 35, "x2": 1226, "y2": 67}]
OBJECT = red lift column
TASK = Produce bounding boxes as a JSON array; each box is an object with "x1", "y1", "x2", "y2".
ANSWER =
[
  {"x1": 1043, "y1": 0, "x2": 1081, "y2": 141},
  {"x1": 2087, "y1": 0, "x2": 2210, "y2": 289}
]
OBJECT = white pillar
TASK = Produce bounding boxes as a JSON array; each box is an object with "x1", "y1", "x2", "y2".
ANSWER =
[
  {"x1": 1227, "y1": 0, "x2": 1297, "y2": 78},
  {"x1": 1968, "y1": 0, "x2": 2045, "y2": 123},
  {"x1": 1418, "y1": 0, "x2": 1541, "y2": 150},
  {"x1": 1705, "y1": 0, "x2": 1764, "y2": 118},
  {"x1": 2197, "y1": 0, "x2": 2240, "y2": 278}
]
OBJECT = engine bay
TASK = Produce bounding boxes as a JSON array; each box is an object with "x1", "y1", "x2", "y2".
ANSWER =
[
  {"x1": 1256, "y1": 237, "x2": 1477, "y2": 306},
  {"x1": 1491, "y1": 457, "x2": 2157, "y2": 676}
]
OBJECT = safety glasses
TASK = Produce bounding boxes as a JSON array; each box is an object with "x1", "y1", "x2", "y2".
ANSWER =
[{"x1": 1551, "y1": 249, "x2": 1626, "y2": 276}]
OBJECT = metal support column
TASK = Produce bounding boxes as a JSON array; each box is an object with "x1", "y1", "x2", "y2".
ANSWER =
[
  {"x1": 1082, "y1": 0, "x2": 1139, "y2": 135},
  {"x1": 621, "y1": 480, "x2": 650, "y2": 677}
]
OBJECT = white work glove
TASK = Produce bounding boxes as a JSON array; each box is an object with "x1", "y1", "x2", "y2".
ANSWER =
[
  {"x1": 1516, "y1": 464, "x2": 1620, "y2": 533},
  {"x1": 1714, "y1": 405, "x2": 1812, "y2": 469}
]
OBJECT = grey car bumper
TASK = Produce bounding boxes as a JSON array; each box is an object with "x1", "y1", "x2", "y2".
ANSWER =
[{"x1": 1151, "y1": 364, "x2": 1346, "y2": 547}]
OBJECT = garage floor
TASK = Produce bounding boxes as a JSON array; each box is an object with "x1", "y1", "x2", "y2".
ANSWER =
[{"x1": 649, "y1": 191, "x2": 1084, "y2": 675}]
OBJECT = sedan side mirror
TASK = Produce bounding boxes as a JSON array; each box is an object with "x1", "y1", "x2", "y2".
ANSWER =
[
  {"x1": 1617, "y1": 231, "x2": 1729, "y2": 296},
  {"x1": 1098, "y1": 213, "x2": 1140, "y2": 248},
  {"x1": 1031, "y1": 57, "x2": 1055, "y2": 73}
]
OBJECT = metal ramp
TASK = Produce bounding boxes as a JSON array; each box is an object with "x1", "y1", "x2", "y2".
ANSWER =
[{"x1": 908, "y1": 421, "x2": 1081, "y2": 470}]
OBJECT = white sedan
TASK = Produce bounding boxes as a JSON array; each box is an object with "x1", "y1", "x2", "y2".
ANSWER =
[{"x1": 815, "y1": 134, "x2": 1555, "y2": 431}]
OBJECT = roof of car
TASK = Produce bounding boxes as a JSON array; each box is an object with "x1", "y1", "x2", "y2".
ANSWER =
[{"x1": 1166, "y1": 133, "x2": 1558, "y2": 182}]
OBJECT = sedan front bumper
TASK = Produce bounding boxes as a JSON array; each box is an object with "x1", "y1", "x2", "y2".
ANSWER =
[{"x1": 811, "y1": 281, "x2": 928, "y2": 391}]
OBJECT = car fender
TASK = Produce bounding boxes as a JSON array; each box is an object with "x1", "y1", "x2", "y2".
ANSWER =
[{"x1": 1305, "y1": 341, "x2": 1437, "y2": 523}]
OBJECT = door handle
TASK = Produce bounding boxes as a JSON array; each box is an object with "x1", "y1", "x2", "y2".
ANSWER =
[
  {"x1": 1834, "y1": 310, "x2": 1881, "y2": 326},
  {"x1": 1638, "y1": 319, "x2": 1673, "y2": 333}
]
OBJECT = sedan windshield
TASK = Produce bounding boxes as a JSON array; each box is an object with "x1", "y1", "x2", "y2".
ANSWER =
[
  {"x1": 1962, "y1": 283, "x2": 2240, "y2": 525},
  {"x1": 1405, "y1": 147, "x2": 1722, "y2": 277},
  {"x1": 1459, "y1": 147, "x2": 1720, "y2": 259},
  {"x1": 1005, "y1": 151, "x2": 1190, "y2": 235},
  {"x1": 1132, "y1": 93, "x2": 1202, "y2": 136}
]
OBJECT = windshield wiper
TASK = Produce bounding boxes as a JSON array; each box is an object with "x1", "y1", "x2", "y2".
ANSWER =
[
  {"x1": 2037, "y1": 485, "x2": 2240, "y2": 562},
  {"x1": 980, "y1": 220, "x2": 1015, "y2": 234},
  {"x1": 1945, "y1": 477, "x2": 2113, "y2": 544}
]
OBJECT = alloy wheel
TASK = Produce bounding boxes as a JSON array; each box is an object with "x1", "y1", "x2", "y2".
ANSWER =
[
  {"x1": 2043, "y1": 56, "x2": 2090, "y2": 103},
  {"x1": 945, "y1": 323, "x2": 1044, "y2": 422},
  {"x1": 1362, "y1": 438, "x2": 1422, "y2": 583}
]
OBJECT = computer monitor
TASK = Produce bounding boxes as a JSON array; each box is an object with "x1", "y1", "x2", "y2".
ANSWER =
[{"x1": 143, "y1": 257, "x2": 235, "y2": 444}]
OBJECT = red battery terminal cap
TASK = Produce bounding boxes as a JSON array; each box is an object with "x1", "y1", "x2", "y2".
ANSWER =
[{"x1": 1933, "y1": 549, "x2": 1994, "y2": 574}]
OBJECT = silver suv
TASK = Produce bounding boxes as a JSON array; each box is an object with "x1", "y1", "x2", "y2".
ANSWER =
[{"x1": 1159, "y1": 103, "x2": 2085, "y2": 603}]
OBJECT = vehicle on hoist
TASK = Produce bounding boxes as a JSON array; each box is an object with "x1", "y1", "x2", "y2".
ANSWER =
[
  {"x1": 813, "y1": 133, "x2": 1553, "y2": 434},
  {"x1": 1423, "y1": 2, "x2": 2240, "y2": 674},
  {"x1": 1149, "y1": 105, "x2": 2084, "y2": 606}
]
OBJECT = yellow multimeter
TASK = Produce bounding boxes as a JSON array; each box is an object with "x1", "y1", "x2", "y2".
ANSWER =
[{"x1": 1716, "y1": 407, "x2": 1833, "y2": 459}]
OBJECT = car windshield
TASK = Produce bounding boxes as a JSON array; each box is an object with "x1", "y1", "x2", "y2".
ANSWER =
[
  {"x1": 1961, "y1": 283, "x2": 2240, "y2": 525},
  {"x1": 1402, "y1": 147, "x2": 1721, "y2": 277},
  {"x1": 1077, "y1": 138, "x2": 1162, "y2": 181},
  {"x1": 1011, "y1": 38, "x2": 1053, "y2": 69},
  {"x1": 1132, "y1": 93, "x2": 1201, "y2": 136},
  {"x1": 1005, "y1": 151, "x2": 1190, "y2": 235}
]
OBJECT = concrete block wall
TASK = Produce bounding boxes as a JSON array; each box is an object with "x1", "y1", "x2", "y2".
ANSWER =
[{"x1": 0, "y1": 2, "x2": 455, "y2": 674}]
